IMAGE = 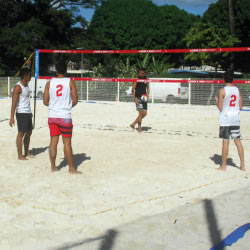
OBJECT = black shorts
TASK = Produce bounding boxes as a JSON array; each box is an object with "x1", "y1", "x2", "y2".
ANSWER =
[
  {"x1": 16, "y1": 113, "x2": 33, "y2": 132},
  {"x1": 136, "y1": 97, "x2": 147, "y2": 111},
  {"x1": 219, "y1": 126, "x2": 240, "y2": 139}
]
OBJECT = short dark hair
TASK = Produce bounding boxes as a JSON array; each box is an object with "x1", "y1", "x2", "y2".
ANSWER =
[
  {"x1": 20, "y1": 67, "x2": 31, "y2": 79},
  {"x1": 56, "y1": 62, "x2": 67, "y2": 75},
  {"x1": 139, "y1": 68, "x2": 146, "y2": 72},
  {"x1": 224, "y1": 69, "x2": 234, "y2": 83}
]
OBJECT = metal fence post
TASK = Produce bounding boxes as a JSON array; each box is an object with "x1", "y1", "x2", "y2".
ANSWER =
[
  {"x1": 87, "y1": 80, "x2": 89, "y2": 101},
  {"x1": 150, "y1": 80, "x2": 154, "y2": 104},
  {"x1": 117, "y1": 81, "x2": 120, "y2": 102},
  {"x1": 81, "y1": 80, "x2": 83, "y2": 101},
  {"x1": 188, "y1": 78, "x2": 191, "y2": 105}
]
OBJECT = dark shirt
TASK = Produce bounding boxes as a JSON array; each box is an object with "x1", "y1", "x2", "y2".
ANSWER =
[{"x1": 135, "y1": 76, "x2": 147, "y2": 97}]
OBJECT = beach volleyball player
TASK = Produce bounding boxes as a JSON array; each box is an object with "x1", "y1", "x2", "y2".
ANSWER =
[
  {"x1": 130, "y1": 68, "x2": 150, "y2": 132},
  {"x1": 43, "y1": 62, "x2": 81, "y2": 174},
  {"x1": 9, "y1": 67, "x2": 34, "y2": 160},
  {"x1": 215, "y1": 69, "x2": 245, "y2": 171}
]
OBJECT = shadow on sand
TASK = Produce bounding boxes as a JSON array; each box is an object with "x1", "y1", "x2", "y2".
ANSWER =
[
  {"x1": 210, "y1": 154, "x2": 238, "y2": 168},
  {"x1": 203, "y1": 199, "x2": 222, "y2": 248},
  {"x1": 54, "y1": 229, "x2": 118, "y2": 250},
  {"x1": 29, "y1": 146, "x2": 49, "y2": 156},
  {"x1": 57, "y1": 153, "x2": 91, "y2": 170}
]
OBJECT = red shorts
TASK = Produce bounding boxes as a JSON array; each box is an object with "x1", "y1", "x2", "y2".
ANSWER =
[{"x1": 48, "y1": 118, "x2": 73, "y2": 138}]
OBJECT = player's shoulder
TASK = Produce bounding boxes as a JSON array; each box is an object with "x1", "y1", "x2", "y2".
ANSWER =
[
  {"x1": 14, "y1": 83, "x2": 22, "y2": 91},
  {"x1": 70, "y1": 78, "x2": 76, "y2": 85},
  {"x1": 45, "y1": 80, "x2": 51, "y2": 88},
  {"x1": 219, "y1": 87, "x2": 226, "y2": 93}
]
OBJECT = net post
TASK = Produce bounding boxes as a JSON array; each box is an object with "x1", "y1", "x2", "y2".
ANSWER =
[
  {"x1": 31, "y1": 79, "x2": 34, "y2": 100},
  {"x1": 188, "y1": 78, "x2": 191, "y2": 105},
  {"x1": 33, "y1": 49, "x2": 39, "y2": 128}
]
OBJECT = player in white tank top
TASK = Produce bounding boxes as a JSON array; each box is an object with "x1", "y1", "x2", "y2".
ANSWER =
[
  {"x1": 9, "y1": 68, "x2": 34, "y2": 160},
  {"x1": 219, "y1": 86, "x2": 240, "y2": 126},
  {"x1": 48, "y1": 77, "x2": 72, "y2": 119},
  {"x1": 16, "y1": 82, "x2": 31, "y2": 113},
  {"x1": 43, "y1": 62, "x2": 81, "y2": 174},
  {"x1": 215, "y1": 69, "x2": 245, "y2": 171}
]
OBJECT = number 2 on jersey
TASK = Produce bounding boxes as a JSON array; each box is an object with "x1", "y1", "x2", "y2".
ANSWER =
[
  {"x1": 230, "y1": 94, "x2": 236, "y2": 107},
  {"x1": 56, "y1": 84, "x2": 63, "y2": 97}
]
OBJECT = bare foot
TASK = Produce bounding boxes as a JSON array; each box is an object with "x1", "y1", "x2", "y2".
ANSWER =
[
  {"x1": 26, "y1": 154, "x2": 35, "y2": 158},
  {"x1": 51, "y1": 167, "x2": 59, "y2": 172},
  {"x1": 18, "y1": 156, "x2": 28, "y2": 160},
  {"x1": 69, "y1": 169, "x2": 82, "y2": 174},
  {"x1": 240, "y1": 166, "x2": 246, "y2": 171},
  {"x1": 138, "y1": 128, "x2": 142, "y2": 133},
  {"x1": 216, "y1": 166, "x2": 226, "y2": 171},
  {"x1": 130, "y1": 124, "x2": 135, "y2": 129}
]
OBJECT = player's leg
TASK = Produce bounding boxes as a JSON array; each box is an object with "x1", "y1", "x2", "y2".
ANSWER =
[
  {"x1": 16, "y1": 113, "x2": 27, "y2": 160},
  {"x1": 130, "y1": 111, "x2": 143, "y2": 129},
  {"x1": 49, "y1": 135, "x2": 59, "y2": 172},
  {"x1": 217, "y1": 126, "x2": 229, "y2": 171},
  {"x1": 16, "y1": 131, "x2": 26, "y2": 160},
  {"x1": 142, "y1": 110, "x2": 147, "y2": 119},
  {"x1": 62, "y1": 137, "x2": 81, "y2": 174},
  {"x1": 137, "y1": 110, "x2": 144, "y2": 132},
  {"x1": 219, "y1": 139, "x2": 229, "y2": 171},
  {"x1": 48, "y1": 119, "x2": 61, "y2": 171},
  {"x1": 234, "y1": 139, "x2": 245, "y2": 171},
  {"x1": 59, "y1": 118, "x2": 81, "y2": 174},
  {"x1": 130, "y1": 98, "x2": 143, "y2": 130},
  {"x1": 24, "y1": 131, "x2": 31, "y2": 156},
  {"x1": 23, "y1": 114, "x2": 34, "y2": 158},
  {"x1": 139, "y1": 102, "x2": 148, "y2": 132}
]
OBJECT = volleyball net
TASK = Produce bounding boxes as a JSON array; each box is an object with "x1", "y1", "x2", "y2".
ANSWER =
[
  {"x1": 34, "y1": 47, "x2": 250, "y2": 105},
  {"x1": 2, "y1": 47, "x2": 250, "y2": 105}
]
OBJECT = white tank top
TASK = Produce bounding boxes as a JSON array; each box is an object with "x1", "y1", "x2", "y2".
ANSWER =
[
  {"x1": 49, "y1": 78, "x2": 72, "y2": 119},
  {"x1": 16, "y1": 82, "x2": 31, "y2": 113},
  {"x1": 219, "y1": 86, "x2": 240, "y2": 126}
]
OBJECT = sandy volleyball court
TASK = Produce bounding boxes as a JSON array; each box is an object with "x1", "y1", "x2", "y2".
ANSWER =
[{"x1": 0, "y1": 99, "x2": 250, "y2": 250}]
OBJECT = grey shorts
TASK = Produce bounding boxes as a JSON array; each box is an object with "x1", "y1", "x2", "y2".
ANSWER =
[
  {"x1": 136, "y1": 97, "x2": 147, "y2": 111},
  {"x1": 219, "y1": 126, "x2": 241, "y2": 139}
]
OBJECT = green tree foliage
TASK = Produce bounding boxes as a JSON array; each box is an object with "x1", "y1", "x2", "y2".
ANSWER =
[
  {"x1": 159, "y1": 4, "x2": 200, "y2": 68},
  {"x1": 87, "y1": 0, "x2": 169, "y2": 50},
  {"x1": 184, "y1": 22, "x2": 240, "y2": 70},
  {"x1": 203, "y1": 0, "x2": 250, "y2": 72},
  {"x1": 184, "y1": 22, "x2": 240, "y2": 105},
  {"x1": 0, "y1": 0, "x2": 100, "y2": 75},
  {"x1": 86, "y1": 0, "x2": 199, "y2": 76},
  {"x1": 159, "y1": 5, "x2": 199, "y2": 49}
]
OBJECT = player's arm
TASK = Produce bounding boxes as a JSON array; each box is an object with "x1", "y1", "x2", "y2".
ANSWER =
[
  {"x1": 146, "y1": 80, "x2": 150, "y2": 96},
  {"x1": 43, "y1": 81, "x2": 50, "y2": 106},
  {"x1": 215, "y1": 88, "x2": 225, "y2": 111},
  {"x1": 70, "y1": 79, "x2": 78, "y2": 107},
  {"x1": 239, "y1": 90, "x2": 243, "y2": 110},
  {"x1": 132, "y1": 82, "x2": 137, "y2": 102},
  {"x1": 9, "y1": 85, "x2": 21, "y2": 127}
]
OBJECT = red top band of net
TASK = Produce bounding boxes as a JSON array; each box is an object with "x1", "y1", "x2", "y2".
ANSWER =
[
  {"x1": 38, "y1": 77, "x2": 250, "y2": 84},
  {"x1": 38, "y1": 47, "x2": 250, "y2": 84},
  {"x1": 39, "y1": 47, "x2": 250, "y2": 54}
]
